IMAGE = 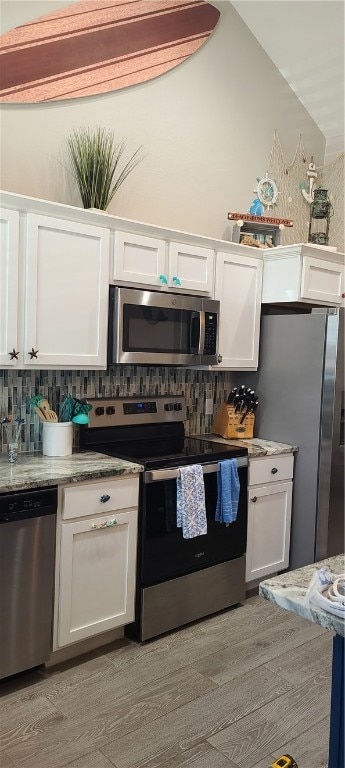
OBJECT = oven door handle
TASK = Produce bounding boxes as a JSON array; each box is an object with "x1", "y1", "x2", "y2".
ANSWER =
[{"x1": 144, "y1": 457, "x2": 248, "y2": 483}]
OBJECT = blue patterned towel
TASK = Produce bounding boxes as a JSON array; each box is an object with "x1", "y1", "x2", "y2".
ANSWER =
[
  {"x1": 215, "y1": 459, "x2": 240, "y2": 524},
  {"x1": 176, "y1": 464, "x2": 207, "y2": 539}
]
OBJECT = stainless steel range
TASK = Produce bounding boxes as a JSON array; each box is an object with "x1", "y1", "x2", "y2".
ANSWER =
[{"x1": 81, "y1": 396, "x2": 248, "y2": 641}]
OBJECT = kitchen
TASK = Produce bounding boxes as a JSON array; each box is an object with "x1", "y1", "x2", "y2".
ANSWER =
[{"x1": 1, "y1": 0, "x2": 344, "y2": 765}]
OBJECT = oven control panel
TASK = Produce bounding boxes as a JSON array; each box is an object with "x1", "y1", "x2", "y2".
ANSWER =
[{"x1": 86, "y1": 396, "x2": 187, "y2": 427}]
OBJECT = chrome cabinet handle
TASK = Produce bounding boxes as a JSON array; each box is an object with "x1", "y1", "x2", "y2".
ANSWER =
[
  {"x1": 251, "y1": 496, "x2": 258, "y2": 502},
  {"x1": 271, "y1": 467, "x2": 278, "y2": 474},
  {"x1": 217, "y1": 354, "x2": 223, "y2": 363},
  {"x1": 100, "y1": 494, "x2": 111, "y2": 503},
  {"x1": 91, "y1": 518, "x2": 117, "y2": 530}
]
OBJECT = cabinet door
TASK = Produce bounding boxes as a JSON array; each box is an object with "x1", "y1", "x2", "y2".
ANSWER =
[
  {"x1": 24, "y1": 215, "x2": 110, "y2": 368},
  {"x1": 168, "y1": 242, "x2": 215, "y2": 294},
  {"x1": 300, "y1": 255, "x2": 343, "y2": 305},
  {"x1": 214, "y1": 252, "x2": 262, "y2": 369},
  {"x1": 0, "y1": 209, "x2": 20, "y2": 367},
  {"x1": 58, "y1": 509, "x2": 137, "y2": 647},
  {"x1": 113, "y1": 231, "x2": 166, "y2": 287},
  {"x1": 245, "y1": 481, "x2": 292, "y2": 583}
]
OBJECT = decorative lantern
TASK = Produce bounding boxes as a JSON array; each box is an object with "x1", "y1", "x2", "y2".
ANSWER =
[{"x1": 308, "y1": 188, "x2": 332, "y2": 245}]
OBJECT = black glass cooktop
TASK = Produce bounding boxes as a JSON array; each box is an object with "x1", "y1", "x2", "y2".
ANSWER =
[{"x1": 97, "y1": 437, "x2": 247, "y2": 471}]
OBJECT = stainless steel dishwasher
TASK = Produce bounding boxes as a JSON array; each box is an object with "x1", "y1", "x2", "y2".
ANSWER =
[{"x1": 0, "y1": 486, "x2": 57, "y2": 679}]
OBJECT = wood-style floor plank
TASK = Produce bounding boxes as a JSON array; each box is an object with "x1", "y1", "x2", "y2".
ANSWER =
[
  {"x1": 0, "y1": 693, "x2": 63, "y2": 739},
  {"x1": 192, "y1": 616, "x2": 325, "y2": 685},
  {"x1": 49, "y1": 633, "x2": 226, "y2": 717},
  {"x1": 208, "y1": 669, "x2": 331, "y2": 767},
  {"x1": 101, "y1": 666, "x2": 293, "y2": 768},
  {"x1": 0, "y1": 752, "x2": 17, "y2": 768},
  {"x1": 144, "y1": 742, "x2": 233, "y2": 767},
  {"x1": 64, "y1": 749, "x2": 117, "y2": 767},
  {"x1": 4, "y1": 668, "x2": 216, "y2": 768},
  {"x1": 265, "y1": 631, "x2": 332, "y2": 684}
]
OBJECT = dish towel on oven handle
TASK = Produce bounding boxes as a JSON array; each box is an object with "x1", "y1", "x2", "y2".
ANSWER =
[
  {"x1": 176, "y1": 464, "x2": 207, "y2": 539},
  {"x1": 215, "y1": 459, "x2": 240, "y2": 524}
]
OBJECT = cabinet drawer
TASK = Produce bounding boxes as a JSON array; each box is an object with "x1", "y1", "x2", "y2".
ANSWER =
[
  {"x1": 62, "y1": 476, "x2": 139, "y2": 520},
  {"x1": 249, "y1": 454, "x2": 294, "y2": 486}
]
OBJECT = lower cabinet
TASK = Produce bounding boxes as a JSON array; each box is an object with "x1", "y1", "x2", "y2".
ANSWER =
[
  {"x1": 54, "y1": 477, "x2": 139, "y2": 649},
  {"x1": 245, "y1": 456, "x2": 294, "y2": 583}
]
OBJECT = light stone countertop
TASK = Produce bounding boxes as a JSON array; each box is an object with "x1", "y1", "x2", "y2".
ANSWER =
[
  {"x1": 196, "y1": 435, "x2": 298, "y2": 457},
  {"x1": 0, "y1": 451, "x2": 143, "y2": 493},
  {"x1": 259, "y1": 554, "x2": 345, "y2": 637}
]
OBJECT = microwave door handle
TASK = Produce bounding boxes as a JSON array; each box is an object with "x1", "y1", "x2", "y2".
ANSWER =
[{"x1": 190, "y1": 311, "x2": 205, "y2": 355}]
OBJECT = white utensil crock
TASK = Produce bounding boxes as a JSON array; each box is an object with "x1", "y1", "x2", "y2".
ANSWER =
[{"x1": 42, "y1": 421, "x2": 73, "y2": 456}]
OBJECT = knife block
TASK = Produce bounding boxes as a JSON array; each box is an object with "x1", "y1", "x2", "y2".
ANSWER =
[{"x1": 212, "y1": 403, "x2": 255, "y2": 439}]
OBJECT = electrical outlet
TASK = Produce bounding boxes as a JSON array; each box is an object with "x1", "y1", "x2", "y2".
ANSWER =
[{"x1": 205, "y1": 398, "x2": 213, "y2": 415}]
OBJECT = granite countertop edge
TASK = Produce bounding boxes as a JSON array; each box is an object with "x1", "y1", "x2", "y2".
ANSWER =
[
  {"x1": 259, "y1": 554, "x2": 345, "y2": 637},
  {"x1": 195, "y1": 435, "x2": 298, "y2": 457},
  {"x1": 0, "y1": 451, "x2": 144, "y2": 493}
]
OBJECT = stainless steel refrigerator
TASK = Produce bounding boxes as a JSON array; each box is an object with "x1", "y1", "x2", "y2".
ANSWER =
[{"x1": 240, "y1": 308, "x2": 344, "y2": 570}]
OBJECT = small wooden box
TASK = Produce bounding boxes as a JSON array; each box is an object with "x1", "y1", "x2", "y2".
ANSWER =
[{"x1": 212, "y1": 403, "x2": 254, "y2": 439}]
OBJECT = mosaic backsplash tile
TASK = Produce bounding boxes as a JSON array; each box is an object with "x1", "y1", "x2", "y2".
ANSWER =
[{"x1": 0, "y1": 367, "x2": 234, "y2": 454}]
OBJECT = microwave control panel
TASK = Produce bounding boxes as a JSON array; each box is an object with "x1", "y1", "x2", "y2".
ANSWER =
[{"x1": 203, "y1": 313, "x2": 218, "y2": 355}]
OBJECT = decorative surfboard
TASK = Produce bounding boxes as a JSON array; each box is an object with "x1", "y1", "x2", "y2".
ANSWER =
[{"x1": 0, "y1": 0, "x2": 220, "y2": 103}]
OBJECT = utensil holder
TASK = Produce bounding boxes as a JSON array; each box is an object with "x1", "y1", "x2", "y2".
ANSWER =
[
  {"x1": 42, "y1": 421, "x2": 73, "y2": 456},
  {"x1": 212, "y1": 404, "x2": 255, "y2": 439}
]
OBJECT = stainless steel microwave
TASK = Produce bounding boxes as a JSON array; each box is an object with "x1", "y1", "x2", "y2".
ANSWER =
[{"x1": 108, "y1": 287, "x2": 220, "y2": 366}]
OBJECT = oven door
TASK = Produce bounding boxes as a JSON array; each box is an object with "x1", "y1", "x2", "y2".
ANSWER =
[
  {"x1": 140, "y1": 460, "x2": 248, "y2": 586},
  {"x1": 108, "y1": 286, "x2": 219, "y2": 365}
]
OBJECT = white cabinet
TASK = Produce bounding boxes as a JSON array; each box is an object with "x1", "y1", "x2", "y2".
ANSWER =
[
  {"x1": 54, "y1": 476, "x2": 139, "y2": 648},
  {"x1": 214, "y1": 250, "x2": 263, "y2": 370},
  {"x1": 0, "y1": 208, "x2": 20, "y2": 367},
  {"x1": 168, "y1": 242, "x2": 214, "y2": 294},
  {"x1": 112, "y1": 231, "x2": 215, "y2": 295},
  {"x1": 262, "y1": 243, "x2": 345, "y2": 306},
  {"x1": 0, "y1": 208, "x2": 110, "y2": 369},
  {"x1": 246, "y1": 454, "x2": 294, "y2": 583}
]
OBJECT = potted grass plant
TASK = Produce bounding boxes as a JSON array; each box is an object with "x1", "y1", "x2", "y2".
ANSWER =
[{"x1": 66, "y1": 126, "x2": 144, "y2": 210}]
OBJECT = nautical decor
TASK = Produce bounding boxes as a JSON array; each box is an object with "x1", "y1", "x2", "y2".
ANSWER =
[
  {"x1": 255, "y1": 173, "x2": 279, "y2": 211},
  {"x1": 308, "y1": 188, "x2": 333, "y2": 245},
  {"x1": 0, "y1": 0, "x2": 220, "y2": 103},
  {"x1": 300, "y1": 156, "x2": 318, "y2": 204},
  {"x1": 228, "y1": 212, "x2": 293, "y2": 247}
]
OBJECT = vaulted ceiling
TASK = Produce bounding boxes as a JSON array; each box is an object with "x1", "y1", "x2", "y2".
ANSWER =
[{"x1": 231, "y1": 0, "x2": 344, "y2": 159}]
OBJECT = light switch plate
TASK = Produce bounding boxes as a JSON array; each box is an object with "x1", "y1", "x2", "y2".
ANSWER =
[{"x1": 205, "y1": 398, "x2": 213, "y2": 415}]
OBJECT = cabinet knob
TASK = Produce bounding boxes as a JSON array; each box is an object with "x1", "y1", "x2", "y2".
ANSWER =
[
  {"x1": 251, "y1": 496, "x2": 258, "y2": 503},
  {"x1": 172, "y1": 276, "x2": 181, "y2": 286},
  {"x1": 342, "y1": 292, "x2": 345, "y2": 299},
  {"x1": 8, "y1": 348, "x2": 19, "y2": 360},
  {"x1": 217, "y1": 354, "x2": 223, "y2": 363},
  {"x1": 100, "y1": 494, "x2": 111, "y2": 503},
  {"x1": 159, "y1": 274, "x2": 168, "y2": 285},
  {"x1": 271, "y1": 467, "x2": 278, "y2": 474},
  {"x1": 28, "y1": 348, "x2": 39, "y2": 359}
]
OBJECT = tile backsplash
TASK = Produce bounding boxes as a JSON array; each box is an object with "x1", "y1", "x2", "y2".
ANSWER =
[{"x1": 0, "y1": 367, "x2": 234, "y2": 454}]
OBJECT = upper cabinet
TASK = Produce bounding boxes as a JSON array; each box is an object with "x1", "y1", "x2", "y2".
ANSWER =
[
  {"x1": 0, "y1": 208, "x2": 20, "y2": 367},
  {"x1": 214, "y1": 249, "x2": 263, "y2": 370},
  {"x1": 0, "y1": 199, "x2": 110, "y2": 369},
  {"x1": 262, "y1": 244, "x2": 345, "y2": 306},
  {"x1": 112, "y1": 231, "x2": 215, "y2": 295}
]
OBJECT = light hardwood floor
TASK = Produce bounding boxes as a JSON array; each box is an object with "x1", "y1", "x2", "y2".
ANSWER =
[{"x1": 0, "y1": 596, "x2": 332, "y2": 768}]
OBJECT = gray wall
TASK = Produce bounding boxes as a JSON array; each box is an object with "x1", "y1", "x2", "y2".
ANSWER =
[{"x1": 0, "y1": 0, "x2": 325, "y2": 240}]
